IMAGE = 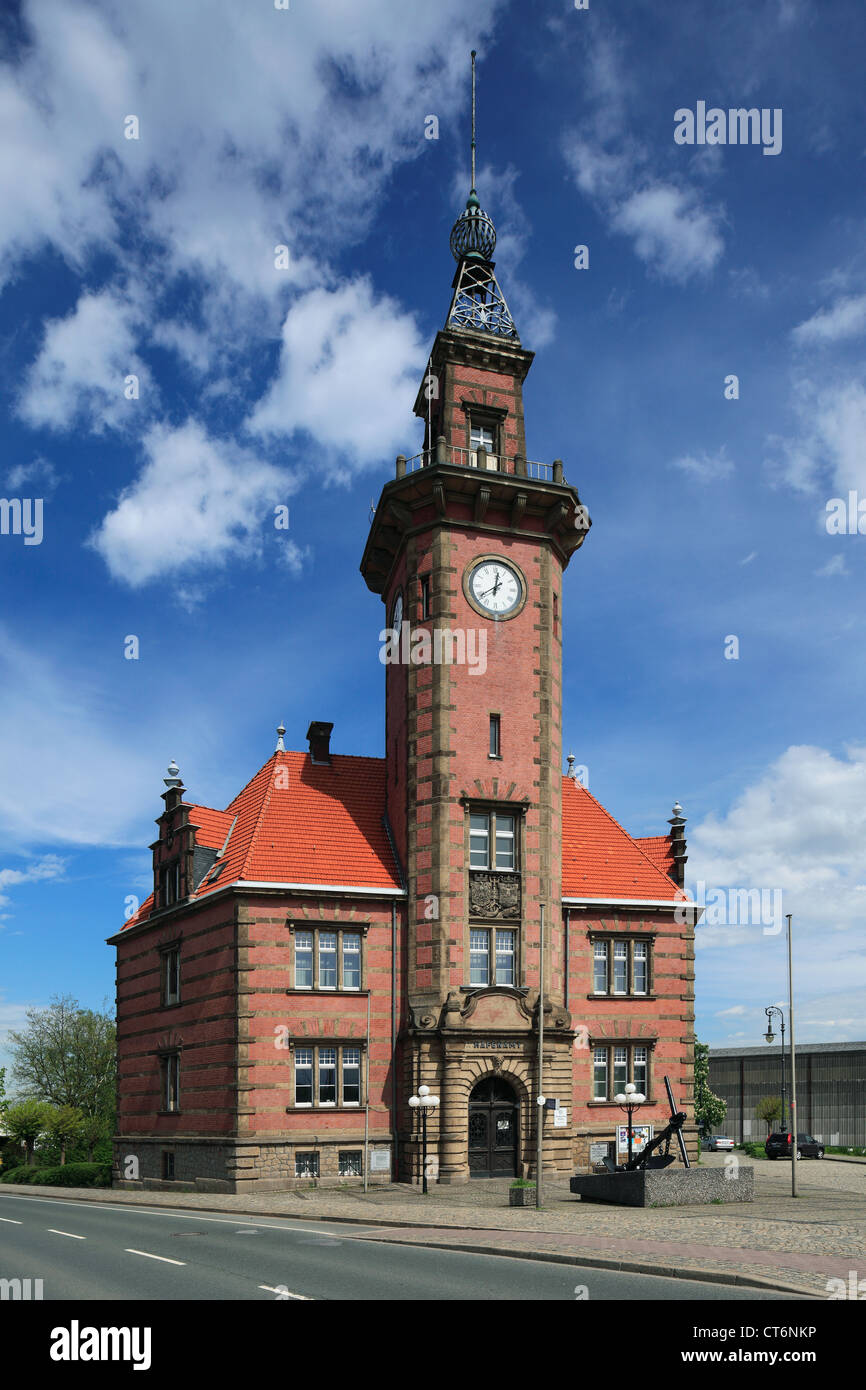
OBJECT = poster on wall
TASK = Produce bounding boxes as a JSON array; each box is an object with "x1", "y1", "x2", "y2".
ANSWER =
[{"x1": 616, "y1": 1124, "x2": 653, "y2": 1157}]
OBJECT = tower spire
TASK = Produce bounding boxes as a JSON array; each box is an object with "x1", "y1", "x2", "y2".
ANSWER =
[
  {"x1": 470, "y1": 49, "x2": 477, "y2": 192},
  {"x1": 446, "y1": 50, "x2": 517, "y2": 340}
]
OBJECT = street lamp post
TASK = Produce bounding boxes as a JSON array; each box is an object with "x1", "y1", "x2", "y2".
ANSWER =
[
  {"x1": 763, "y1": 1005, "x2": 787, "y2": 1130},
  {"x1": 614, "y1": 1082, "x2": 647, "y2": 1168},
  {"x1": 408, "y1": 1084, "x2": 440, "y2": 1194}
]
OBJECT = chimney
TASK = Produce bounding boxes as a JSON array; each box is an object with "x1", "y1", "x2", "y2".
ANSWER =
[
  {"x1": 306, "y1": 721, "x2": 334, "y2": 766},
  {"x1": 667, "y1": 801, "x2": 687, "y2": 889}
]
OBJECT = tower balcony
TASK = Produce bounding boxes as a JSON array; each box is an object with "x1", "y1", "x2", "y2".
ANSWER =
[{"x1": 398, "y1": 439, "x2": 565, "y2": 485}]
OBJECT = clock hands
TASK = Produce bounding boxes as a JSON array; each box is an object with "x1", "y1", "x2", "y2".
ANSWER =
[{"x1": 478, "y1": 569, "x2": 504, "y2": 600}]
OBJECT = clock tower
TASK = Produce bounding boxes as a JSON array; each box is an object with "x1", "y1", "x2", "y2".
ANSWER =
[{"x1": 361, "y1": 130, "x2": 592, "y2": 1181}]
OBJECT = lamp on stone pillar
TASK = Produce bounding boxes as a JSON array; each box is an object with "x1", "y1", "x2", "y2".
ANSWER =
[{"x1": 409, "y1": 1084, "x2": 440, "y2": 1194}]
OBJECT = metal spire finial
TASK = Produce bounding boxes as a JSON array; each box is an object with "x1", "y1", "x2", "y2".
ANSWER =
[
  {"x1": 470, "y1": 50, "x2": 477, "y2": 191},
  {"x1": 276, "y1": 723, "x2": 286, "y2": 752}
]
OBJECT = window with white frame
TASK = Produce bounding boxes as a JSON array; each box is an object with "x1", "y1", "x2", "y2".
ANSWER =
[
  {"x1": 319, "y1": 1047, "x2": 337, "y2": 1105},
  {"x1": 319, "y1": 932, "x2": 338, "y2": 990},
  {"x1": 295, "y1": 1047, "x2": 313, "y2": 1106},
  {"x1": 593, "y1": 1047, "x2": 608, "y2": 1101},
  {"x1": 294, "y1": 931, "x2": 313, "y2": 989},
  {"x1": 292, "y1": 1045, "x2": 365, "y2": 1109},
  {"x1": 342, "y1": 1048, "x2": 361, "y2": 1105},
  {"x1": 469, "y1": 809, "x2": 516, "y2": 870},
  {"x1": 593, "y1": 941, "x2": 608, "y2": 994},
  {"x1": 591, "y1": 937, "x2": 652, "y2": 997},
  {"x1": 613, "y1": 942, "x2": 628, "y2": 995},
  {"x1": 160, "y1": 1052, "x2": 180, "y2": 1112},
  {"x1": 591, "y1": 1043, "x2": 653, "y2": 1102},
  {"x1": 161, "y1": 946, "x2": 180, "y2": 1006},
  {"x1": 342, "y1": 934, "x2": 361, "y2": 990},
  {"x1": 469, "y1": 926, "x2": 517, "y2": 987},
  {"x1": 633, "y1": 942, "x2": 648, "y2": 995},
  {"x1": 293, "y1": 927, "x2": 365, "y2": 991}
]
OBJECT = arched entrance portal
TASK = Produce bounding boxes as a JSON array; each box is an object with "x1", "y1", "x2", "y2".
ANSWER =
[{"x1": 468, "y1": 1075, "x2": 519, "y2": 1178}]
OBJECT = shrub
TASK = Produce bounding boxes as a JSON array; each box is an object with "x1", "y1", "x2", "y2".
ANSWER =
[{"x1": 0, "y1": 1161, "x2": 110, "y2": 1187}]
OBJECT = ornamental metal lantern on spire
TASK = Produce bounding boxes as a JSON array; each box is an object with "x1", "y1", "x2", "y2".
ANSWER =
[{"x1": 446, "y1": 51, "x2": 518, "y2": 340}]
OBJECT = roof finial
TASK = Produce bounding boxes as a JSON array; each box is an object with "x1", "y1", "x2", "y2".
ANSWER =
[
  {"x1": 470, "y1": 49, "x2": 477, "y2": 192},
  {"x1": 163, "y1": 760, "x2": 182, "y2": 789},
  {"x1": 566, "y1": 751, "x2": 576, "y2": 778},
  {"x1": 276, "y1": 723, "x2": 286, "y2": 752}
]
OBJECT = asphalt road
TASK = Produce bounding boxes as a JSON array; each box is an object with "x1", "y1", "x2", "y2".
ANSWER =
[{"x1": 0, "y1": 1191, "x2": 800, "y2": 1301}]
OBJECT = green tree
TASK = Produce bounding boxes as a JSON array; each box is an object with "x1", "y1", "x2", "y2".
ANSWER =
[
  {"x1": 5, "y1": 1100, "x2": 52, "y2": 1166},
  {"x1": 46, "y1": 1105, "x2": 86, "y2": 1165},
  {"x1": 694, "y1": 1040, "x2": 727, "y2": 1136},
  {"x1": 8, "y1": 995, "x2": 115, "y2": 1118},
  {"x1": 756, "y1": 1096, "x2": 783, "y2": 1134},
  {"x1": 0, "y1": 1065, "x2": 7, "y2": 1116},
  {"x1": 79, "y1": 1113, "x2": 110, "y2": 1162}
]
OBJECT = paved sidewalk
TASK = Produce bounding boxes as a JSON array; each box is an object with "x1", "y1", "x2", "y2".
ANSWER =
[{"x1": 4, "y1": 1157, "x2": 862, "y2": 1298}]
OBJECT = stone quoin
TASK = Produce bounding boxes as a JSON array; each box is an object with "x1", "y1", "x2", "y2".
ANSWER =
[{"x1": 108, "y1": 63, "x2": 699, "y2": 1192}]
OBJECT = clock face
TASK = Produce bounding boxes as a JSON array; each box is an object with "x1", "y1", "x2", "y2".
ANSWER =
[
  {"x1": 466, "y1": 558, "x2": 525, "y2": 618},
  {"x1": 391, "y1": 591, "x2": 403, "y2": 630}
]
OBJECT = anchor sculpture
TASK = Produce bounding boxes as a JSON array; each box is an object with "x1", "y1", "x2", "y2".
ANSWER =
[{"x1": 604, "y1": 1076, "x2": 691, "y2": 1173}]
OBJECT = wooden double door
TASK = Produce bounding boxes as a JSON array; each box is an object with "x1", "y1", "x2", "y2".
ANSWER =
[{"x1": 468, "y1": 1076, "x2": 519, "y2": 1178}]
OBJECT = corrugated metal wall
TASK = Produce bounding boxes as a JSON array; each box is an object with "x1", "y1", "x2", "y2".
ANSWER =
[{"x1": 708, "y1": 1048, "x2": 866, "y2": 1146}]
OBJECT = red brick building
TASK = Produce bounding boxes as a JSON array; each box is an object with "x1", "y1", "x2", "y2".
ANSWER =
[{"x1": 109, "y1": 181, "x2": 696, "y2": 1193}]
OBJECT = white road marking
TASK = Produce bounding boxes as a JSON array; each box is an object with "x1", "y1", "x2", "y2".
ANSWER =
[
  {"x1": 0, "y1": 1193, "x2": 378, "y2": 1240},
  {"x1": 47, "y1": 1229, "x2": 85, "y2": 1239},
  {"x1": 0, "y1": 1217, "x2": 22, "y2": 1224},
  {"x1": 258, "y1": 1284, "x2": 312, "y2": 1300},
  {"x1": 125, "y1": 1249, "x2": 186, "y2": 1266}
]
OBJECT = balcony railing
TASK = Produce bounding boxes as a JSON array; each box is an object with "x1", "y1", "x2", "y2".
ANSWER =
[{"x1": 398, "y1": 439, "x2": 563, "y2": 484}]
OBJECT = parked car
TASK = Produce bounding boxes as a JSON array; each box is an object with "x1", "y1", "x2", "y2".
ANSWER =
[
  {"x1": 765, "y1": 1131, "x2": 825, "y2": 1159},
  {"x1": 702, "y1": 1135, "x2": 735, "y2": 1152}
]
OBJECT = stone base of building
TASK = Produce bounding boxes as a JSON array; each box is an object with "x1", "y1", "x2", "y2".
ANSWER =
[
  {"x1": 570, "y1": 1165, "x2": 754, "y2": 1207},
  {"x1": 112, "y1": 1136, "x2": 394, "y2": 1193}
]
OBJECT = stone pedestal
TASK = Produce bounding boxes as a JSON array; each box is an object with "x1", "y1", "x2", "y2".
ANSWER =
[{"x1": 570, "y1": 1165, "x2": 753, "y2": 1207}]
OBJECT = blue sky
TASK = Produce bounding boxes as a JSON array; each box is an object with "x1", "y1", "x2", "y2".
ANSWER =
[{"x1": 2, "y1": 0, "x2": 865, "y2": 1081}]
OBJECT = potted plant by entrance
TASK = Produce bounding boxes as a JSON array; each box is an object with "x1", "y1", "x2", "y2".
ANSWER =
[{"x1": 508, "y1": 1179, "x2": 536, "y2": 1207}]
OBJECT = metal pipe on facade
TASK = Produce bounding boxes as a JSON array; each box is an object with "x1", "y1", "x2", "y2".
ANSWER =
[
  {"x1": 536, "y1": 903, "x2": 545, "y2": 1209},
  {"x1": 787, "y1": 913, "x2": 798, "y2": 1198},
  {"x1": 391, "y1": 900, "x2": 398, "y2": 1181}
]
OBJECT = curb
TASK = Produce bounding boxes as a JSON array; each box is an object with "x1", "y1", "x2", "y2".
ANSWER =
[{"x1": 0, "y1": 1185, "x2": 821, "y2": 1299}]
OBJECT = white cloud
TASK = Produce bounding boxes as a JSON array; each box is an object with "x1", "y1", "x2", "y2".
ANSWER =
[
  {"x1": 768, "y1": 378, "x2": 866, "y2": 495},
  {"x1": 670, "y1": 445, "x2": 734, "y2": 481},
  {"x1": 815, "y1": 554, "x2": 847, "y2": 577},
  {"x1": 4, "y1": 457, "x2": 60, "y2": 494},
  {"x1": 277, "y1": 539, "x2": 312, "y2": 576},
  {"x1": 691, "y1": 745, "x2": 866, "y2": 1041},
  {"x1": 0, "y1": 855, "x2": 66, "y2": 911},
  {"x1": 613, "y1": 185, "x2": 724, "y2": 283},
  {"x1": 561, "y1": 39, "x2": 725, "y2": 283},
  {"x1": 89, "y1": 419, "x2": 297, "y2": 586},
  {"x1": 248, "y1": 279, "x2": 427, "y2": 466},
  {"x1": 17, "y1": 290, "x2": 152, "y2": 433},
  {"x1": 0, "y1": 0, "x2": 500, "y2": 361},
  {"x1": 792, "y1": 294, "x2": 866, "y2": 347},
  {"x1": 715, "y1": 1004, "x2": 747, "y2": 1017}
]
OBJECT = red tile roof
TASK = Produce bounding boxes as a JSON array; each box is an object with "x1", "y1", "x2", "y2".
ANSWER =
[
  {"x1": 633, "y1": 835, "x2": 675, "y2": 879},
  {"x1": 561, "y1": 778, "x2": 680, "y2": 900},
  {"x1": 120, "y1": 754, "x2": 680, "y2": 931},
  {"x1": 121, "y1": 751, "x2": 401, "y2": 930}
]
